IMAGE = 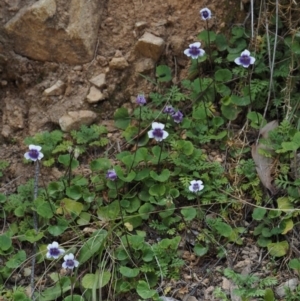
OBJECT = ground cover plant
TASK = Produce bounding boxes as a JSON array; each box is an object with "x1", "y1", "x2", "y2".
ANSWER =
[{"x1": 1, "y1": 2, "x2": 300, "y2": 301}]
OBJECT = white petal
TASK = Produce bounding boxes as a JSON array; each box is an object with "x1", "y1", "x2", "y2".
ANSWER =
[
  {"x1": 59, "y1": 249, "x2": 65, "y2": 255},
  {"x1": 188, "y1": 184, "x2": 194, "y2": 192},
  {"x1": 184, "y1": 49, "x2": 191, "y2": 56},
  {"x1": 162, "y1": 131, "x2": 169, "y2": 140},
  {"x1": 199, "y1": 49, "x2": 205, "y2": 56},
  {"x1": 29, "y1": 144, "x2": 42, "y2": 151},
  {"x1": 74, "y1": 260, "x2": 79, "y2": 267},
  {"x1": 241, "y1": 49, "x2": 250, "y2": 56},
  {"x1": 24, "y1": 153, "x2": 30, "y2": 160},
  {"x1": 62, "y1": 262, "x2": 67, "y2": 269},
  {"x1": 148, "y1": 130, "x2": 154, "y2": 138},
  {"x1": 234, "y1": 58, "x2": 242, "y2": 65},
  {"x1": 38, "y1": 153, "x2": 44, "y2": 160},
  {"x1": 189, "y1": 42, "x2": 201, "y2": 48},
  {"x1": 152, "y1": 122, "x2": 164, "y2": 129},
  {"x1": 46, "y1": 252, "x2": 51, "y2": 258},
  {"x1": 250, "y1": 56, "x2": 256, "y2": 64},
  {"x1": 68, "y1": 253, "x2": 74, "y2": 260}
]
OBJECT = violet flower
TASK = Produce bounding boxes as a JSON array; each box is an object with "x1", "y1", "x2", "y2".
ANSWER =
[
  {"x1": 200, "y1": 8, "x2": 212, "y2": 20},
  {"x1": 62, "y1": 253, "x2": 79, "y2": 270},
  {"x1": 136, "y1": 94, "x2": 146, "y2": 105},
  {"x1": 189, "y1": 180, "x2": 204, "y2": 193},
  {"x1": 46, "y1": 242, "x2": 65, "y2": 259},
  {"x1": 172, "y1": 111, "x2": 183, "y2": 123},
  {"x1": 184, "y1": 42, "x2": 205, "y2": 59},
  {"x1": 148, "y1": 122, "x2": 169, "y2": 142},
  {"x1": 106, "y1": 169, "x2": 118, "y2": 181},
  {"x1": 163, "y1": 105, "x2": 175, "y2": 115},
  {"x1": 24, "y1": 145, "x2": 44, "y2": 161},
  {"x1": 234, "y1": 49, "x2": 255, "y2": 68}
]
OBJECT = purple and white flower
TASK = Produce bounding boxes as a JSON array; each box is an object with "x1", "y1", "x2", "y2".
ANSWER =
[
  {"x1": 24, "y1": 145, "x2": 44, "y2": 161},
  {"x1": 136, "y1": 94, "x2": 146, "y2": 105},
  {"x1": 163, "y1": 105, "x2": 175, "y2": 115},
  {"x1": 199, "y1": 8, "x2": 212, "y2": 20},
  {"x1": 189, "y1": 180, "x2": 204, "y2": 193},
  {"x1": 62, "y1": 253, "x2": 79, "y2": 270},
  {"x1": 46, "y1": 242, "x2": 65, "y2": 259},
  {"x1": 172, "y1": 110, "x2": 183, "y2": 123},
  {"x1": 106, "y1": 169, "x2": 118, "y2": 181},
  {"x1": 234, "y1": 49, "x2": 256, "y2": 68},
  {"x1": 148, "y1": 122, "x2": 169, "y2": 142},
  {"x1": 184, "y1": 42, "x2": 205, "y2": 59}
]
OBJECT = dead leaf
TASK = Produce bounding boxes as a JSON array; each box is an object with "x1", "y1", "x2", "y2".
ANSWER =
[
  {"x1": 259, "y1": 120, "x2": 278, "y2": 139},
  {"x1": 252, "y1": 120, "x2": 278, "y2": 195},
  {"x1": 252, "y1": 144, "x2": 277, "y2": 195}
]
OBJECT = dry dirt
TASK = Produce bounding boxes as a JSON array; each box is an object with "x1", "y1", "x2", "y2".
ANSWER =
[{"x1": 0, "y1": 0, "x2": 248, "y2": 190}]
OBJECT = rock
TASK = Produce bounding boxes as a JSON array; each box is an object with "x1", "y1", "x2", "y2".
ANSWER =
[
  {"x1": 135, "y1": 58, "x2": 155, "y2": 73},
  {"x1": 275, "y1": 278, "x2": 299, "y2": 298},
  {"x1": 109, "y1": 57, "x2": 129, "y2": 70},
  {"x1": 89, "y1": 73, "x2": 106, "y2": 88},
  {"x1": 43, "y1": 80, "x2": 65, "y2": 96},
  {"x1": 4, "y1": 0, "x2": 102, "y2": 64},
  {"x1": 86, "y1": 86, "x2": 105, "y2": 103},
  {"x1": 59, "y1": 110, "x2": 97, "y2": 132},
  {"x1": 135, "y1": 32, "x2": 165, "y2": 61},
  {"x1": 135, "y1": 21, "x2": 147, "y2": 30}
]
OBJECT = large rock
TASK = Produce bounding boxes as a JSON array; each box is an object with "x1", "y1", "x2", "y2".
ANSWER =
[
  {"x1": 135, "y1": 32, "x2": 165, "y2": 62},
  {"x1": 4, "y1": 0, "x2": 102, "y2": 64},
  {"x1": 59, "y1": 110, "x2": 97, "y2": 132}
]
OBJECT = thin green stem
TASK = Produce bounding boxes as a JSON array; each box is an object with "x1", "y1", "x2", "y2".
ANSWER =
[{"x1": 31, "y1": 161, "x2": 40, "y2": 300}]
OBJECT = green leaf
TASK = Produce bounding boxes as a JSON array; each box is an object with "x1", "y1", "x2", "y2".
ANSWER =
[
  {"x1": 150, "y1": 169, "x2": 170, "y2": 182},
  {"x1": 289, "y1": 258, "x2": 300, "y2": 272},
  {"x1": 221, "y1": 103, "x2": 241, "y2": 120},
  {"x1": 78, "y1": 229, "x2": 107, "y2": 264},
  {"x1": 197, "y1": 30, "x2": 216, "y2": 44},
  {"x1": 0, "y1": 234, "x2": 12, "y2": 251},
  {"x1": 214, "y1": 69, "x2": 232, "y2": 82},
  {"x1": 181, "y1": 207, "x2": 197, "y2": 221},
  {"x1": 264, "y1": 288, "x2": 275, "y2": 301},
  {"x1": 97, "y1": 200, "x2": 120, "y2": 221},
  {"x1": 149, "y1": 183, "x2": 166, "y2": 196},
  {"x1": 6, "y1": 250, "x2": 26, "y2": 269},
  {"x1": 59, "y1": 198, "x2": 83, "y2": 216},
  {"x1": 138, "y1": 203, "x2": 155, "y2": 220},
  {"x1": 247, "y1": 111, "x2": 266, "y2": 129},
  {"x1": 63, "y1": 296, "x2": 84, "y2": 301},
  {"x1": 48, "y1": 218, "x2": 69, "y2": 236},
  {"x1": 267, "y1": 241, "x2": 289, "y2": 257},
  {"x1": 114, "y1": 107, "x2": 130, "y2": 130},
  {"x1": 156, "y1": 65, "x2": 172, "y2": 82},
  {"x1": 58, "y1": 154, "x2": 79, "y2": 170},
  {"x1": 215, "y1": 33, "x2": 227, "y2": 51},
  {"x1": 136, "y1": 280, "x2": 157, "y2": 299},
  {"x1": 77, "y1": 212, "x2": 91, "y2": 225},
  {"x1": 214, "y1": 221, "x2": 232, "y2": 237},
  {"x1": 252, "y1": 208, "x2": 267, "y2": 220},
  {"x1": 82, "y1": 271, "x2": 111, "y2": 289},
  {"x1": 39, "y1": 276, "x2": 71, "y2": 301},
  {"x1": 90, "y1": 158, "x2": 111, "y2": 171},
  {"x1": 231, "y1": 95, "x2": 250, "y2": 106},
  {"x1": 194, "y1": 244, "x2": 208, "y2": 257},
  {"x1": 114, "y1": 166, "x2": 136, "y2": 182},
  {"x1": 66, "y1": 185, "x2": 82, "y2": 200},
  {"x1": 120, "y1": 266, "x2": 140, "y2": 278},
  {"x1": 0, "y1": 193, "x2": 6, "y2": 203},
  {"x1": 24, "y1": 230, "x2": 44, "y2": 243}
]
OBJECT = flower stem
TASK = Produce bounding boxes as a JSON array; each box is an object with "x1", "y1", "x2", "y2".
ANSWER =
[
  {"x1": 247, "y1": 68, "x2": 260, "y2": 127},
  {"x1": 157, "y1": 141, "x2": 164, "y2": 173},
  {"x1": 31, "y1": 161, "x2": 40, "y2": 300}
]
